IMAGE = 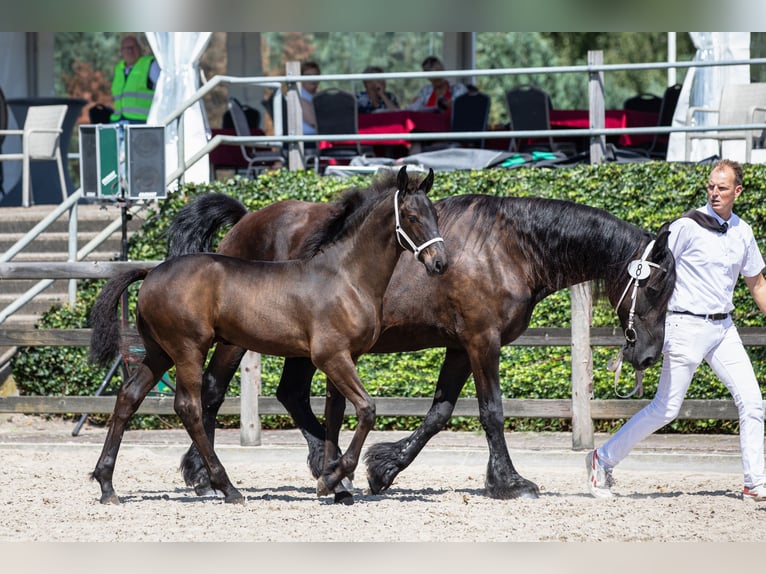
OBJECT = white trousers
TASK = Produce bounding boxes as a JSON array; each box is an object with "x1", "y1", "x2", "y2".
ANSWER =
[{"x1": 598, "y1": 313, "x2": 766, "y2": 488}]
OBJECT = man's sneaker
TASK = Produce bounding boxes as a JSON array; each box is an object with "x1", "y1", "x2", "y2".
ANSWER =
[
  {"x1": 586, "y1": 450, "x2": 614, "y2": 499},
  {"x1": 742, "y1": 484, "x2": 766, "y2": 501}
]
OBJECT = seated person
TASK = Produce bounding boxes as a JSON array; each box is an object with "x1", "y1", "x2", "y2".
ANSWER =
[
  {"x1": 406, "y1": 55, "x2": 467, "y2": 113},
  {"x1": 357, "y1": 65, "x2": 400, "y2": 113},
  {"x1": 299, "y1": 60, "x2": 321, "y2": 136}
]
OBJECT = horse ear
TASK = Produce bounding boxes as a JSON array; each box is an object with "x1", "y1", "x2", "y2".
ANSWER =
[
  {"x1": 397, "y1": 166, "x2": 408, "y2": 194},
  {"x1": 419, "y1": 168, "x2": 435, "y2": 195},
  {"x1": 650, "y1": 223, "x2": 672, "y2": 261}
]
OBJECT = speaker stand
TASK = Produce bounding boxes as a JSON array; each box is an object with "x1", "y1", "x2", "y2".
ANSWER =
[{"x1": 72, "y1": 189, "x2": 132, "y2": 436}]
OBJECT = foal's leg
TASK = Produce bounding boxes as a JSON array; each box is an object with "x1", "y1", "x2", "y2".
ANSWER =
[
  {"x1": 92, "y1": 356, "x2": 171, "y2": 504},
  {"x1": 365, "y1": 347, "x2": 471, "y2": 494},
  {"x1": 314, "y1": 353, "x2": 375, "y2": 497},
  {"x1": 174, "y1": 357, "x2": 245, "y2": 504},
  {"x1": 322, "y1": 379, "x2": 354, "y2": 505},
  {"x1": 180, "y1": 343, "x2": 246, "y2": 495}
]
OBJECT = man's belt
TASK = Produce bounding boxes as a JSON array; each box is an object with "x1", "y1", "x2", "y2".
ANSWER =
[{"x1": 670, "y1": 310, "x2": 729, "y2": 321}]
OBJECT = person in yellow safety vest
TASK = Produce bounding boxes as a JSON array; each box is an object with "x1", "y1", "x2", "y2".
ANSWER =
[{"x1": 110, "y1": 35, "x2": 160, "y2": 124}]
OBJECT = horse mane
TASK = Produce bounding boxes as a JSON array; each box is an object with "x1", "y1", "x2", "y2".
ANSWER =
[
  {"x1": 297, "y1": 170, "x2": 400, "y2": 258},
  {"x1": 437, "y1": 195, "x2": 649, "y2": 298}
]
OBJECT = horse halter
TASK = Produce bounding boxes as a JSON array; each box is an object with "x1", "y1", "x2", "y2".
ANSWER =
[
  {"x1": 614, "y1": 239, "x2": 661, "y2": 344},
  {"x1": 394, "y1": 189, "x2": 445, "y2": 259},
  {"x1": 608, "y1": 239, "x2": 661, "y2": 399}
]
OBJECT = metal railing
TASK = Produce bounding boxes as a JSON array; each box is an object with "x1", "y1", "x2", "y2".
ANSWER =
[{"x1": 6, "y1": 54, "x2": 766, "y2": 320}]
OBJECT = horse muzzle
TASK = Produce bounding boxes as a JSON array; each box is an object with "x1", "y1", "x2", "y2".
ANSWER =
[{"x1": 420, "y1": 242, "x2": 449, "y2": 276}]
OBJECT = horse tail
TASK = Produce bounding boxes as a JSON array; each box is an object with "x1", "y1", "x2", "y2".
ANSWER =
[
  {"x1": 166, "y1": 193, "x2": 248, "y2": 257},
  {"x1": 88, "y1": 268, "x2": 149, "y2": 368}
]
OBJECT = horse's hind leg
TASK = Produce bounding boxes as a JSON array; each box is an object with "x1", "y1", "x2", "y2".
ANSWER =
[
  {"x1": 174, "y1": 359, "x2": 244, "y2": 504},
  {"x1": 180, "y1": 343, "x2": 246, "y2": 496},
  {"x1": 275, "y1": 357, "x2": 327, "y2": 477},
  {"x1": 92, "y1": 356, "x2": 170, "y2": 504},
  {"x1": 365, "y1": 347, "x2": 470, "y2": 494}
]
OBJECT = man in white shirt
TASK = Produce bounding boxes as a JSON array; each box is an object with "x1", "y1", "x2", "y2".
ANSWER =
[{"x1": 587, "y1": 159, "x2": 766, "y2": 501}]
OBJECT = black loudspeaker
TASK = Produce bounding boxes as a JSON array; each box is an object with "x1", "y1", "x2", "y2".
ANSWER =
[{"x1": 126, "y1": 125, "x2": 166, "y2": 199}]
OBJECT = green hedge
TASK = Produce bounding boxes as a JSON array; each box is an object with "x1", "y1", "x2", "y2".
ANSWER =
[{"x1": 12, "y1": 162, "x2": 766, "y2": 433}]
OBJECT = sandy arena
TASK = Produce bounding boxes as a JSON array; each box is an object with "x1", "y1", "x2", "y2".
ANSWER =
[{"x1": 1, "y1": 413, "x2": 765, "y2": 544}]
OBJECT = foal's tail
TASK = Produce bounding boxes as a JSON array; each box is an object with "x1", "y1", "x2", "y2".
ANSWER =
[
  {"x1": 166, "y1": 193, "x2": 248, "y2": 257},
  {"x1": 88, "y1": 268, "x2": 150, "y2": 368}
]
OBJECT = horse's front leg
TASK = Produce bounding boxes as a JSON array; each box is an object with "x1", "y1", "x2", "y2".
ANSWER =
[
  {"x1": 314, "y1": 353, "x2": 374, "y2": 498},
  {"x1": 469, "y1": 342, "x2": 539, "y2": 499},
  {"x1": 180, "y1": 343, "x2": 246, "y2": 496},
  {"x1": 322, "y1": 379, "x2": 354, "y2": 505},
  {"x1": 365, "y1": 347, "x2": 470, "y2": 494},
  {"x1": 92, "y1": 359, "x2": 168, "y2": 504}
]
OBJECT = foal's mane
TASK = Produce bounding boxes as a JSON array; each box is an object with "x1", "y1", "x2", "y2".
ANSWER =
[
  {"x1": 438, "y1": 195, "x2": 650, "y2": 295},
  {"x1": 298, "y1": 170, "x2": 400, "y2": 258}
]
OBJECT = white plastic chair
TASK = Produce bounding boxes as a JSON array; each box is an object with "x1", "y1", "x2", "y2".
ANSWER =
[
  {"x1": 685, "y1": 84, "x2": 766, "y2": 163},
  {"x1": 0, "y1": 104, "x2": 67, "y2": 206}
]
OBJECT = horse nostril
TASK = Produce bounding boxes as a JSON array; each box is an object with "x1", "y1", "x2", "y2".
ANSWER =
[{"x1": 433, "y1": 258, "x2": 447, "y2": 275}]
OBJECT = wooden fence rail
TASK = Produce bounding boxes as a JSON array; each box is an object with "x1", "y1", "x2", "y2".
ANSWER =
[{"x1": 2, "y1": 326, "x2": 764, "y2": 422}]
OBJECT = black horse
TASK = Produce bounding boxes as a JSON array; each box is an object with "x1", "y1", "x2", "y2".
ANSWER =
[
  {"x1": 88, "y1": 166, "x2": 447, "y2": 504},
  {"x1": 167, "y1": 188, "x2": 677, "y2": 501}
]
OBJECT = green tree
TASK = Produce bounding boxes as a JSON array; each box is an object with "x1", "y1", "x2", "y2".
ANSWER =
[{"x1": 54, "y1": 32, "x2": 121, "y2": 99}]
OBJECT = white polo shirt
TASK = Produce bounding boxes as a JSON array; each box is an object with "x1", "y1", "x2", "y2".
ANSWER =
[{"x1": 667, "y1": 204, "x2": 765, "y2": 315}]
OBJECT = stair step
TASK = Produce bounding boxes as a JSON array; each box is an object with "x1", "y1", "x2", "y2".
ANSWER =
[{"x1": 0, "y1": 201, "x2": 148, "y2": 327}]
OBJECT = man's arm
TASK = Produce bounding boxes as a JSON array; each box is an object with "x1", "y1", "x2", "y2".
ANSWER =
[{"x1": 744, "y1": 272, "x2": 766, "y2": 314}]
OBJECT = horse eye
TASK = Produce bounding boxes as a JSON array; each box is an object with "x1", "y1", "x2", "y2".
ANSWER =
[{"x1": 408, "y1": 215, "x2": 420, "y2": 224}]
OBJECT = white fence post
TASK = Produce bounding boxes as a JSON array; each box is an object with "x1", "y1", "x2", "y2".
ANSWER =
[
  {"x1": 571, "y1": 281, "x2": 594, "y2": 450},
  {"x1": 285, "y1": 60, "x2": 305, "y2": 171},
  {"x1": 239, "y1": 350, "x2": 261, "y2": 446},
  {"x1": 588, "y1": 50, "x2": 606, "y2": 165}
]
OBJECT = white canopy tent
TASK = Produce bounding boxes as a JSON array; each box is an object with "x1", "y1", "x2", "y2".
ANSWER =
[
  {"x1": 145, "y1": 32, "x2": 212, "y2": 185},
  {"x1": 666, "y1": 32, "x2": 752, "y2": 162}
]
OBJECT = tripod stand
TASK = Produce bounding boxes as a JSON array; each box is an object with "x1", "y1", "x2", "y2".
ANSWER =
[{"x1": 72, "y1": 192, "x2": 132, "y2": 436}]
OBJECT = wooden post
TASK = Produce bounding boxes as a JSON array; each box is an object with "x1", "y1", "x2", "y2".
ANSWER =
[
  {"x1": 571, "y1": 281, "x2": 594, "y2": 450},
  {"x1": 239, "y1": 350, "x2": 261, "y2": 446},
  {"x1": 285, "y1": 60, "x2": 305, "y2": 171},
  {"x1": 588, "y1": 50, "x2": 606, "y2": 165}
]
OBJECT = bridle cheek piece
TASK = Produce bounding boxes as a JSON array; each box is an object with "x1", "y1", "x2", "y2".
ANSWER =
[{"x1": 614, "y1": 239, "x2": 661, "y2": 344}]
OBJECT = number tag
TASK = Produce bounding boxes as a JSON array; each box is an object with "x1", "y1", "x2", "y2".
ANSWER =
[{"x1": 627, "y1": 259, "x2": 651, "y2": 280}]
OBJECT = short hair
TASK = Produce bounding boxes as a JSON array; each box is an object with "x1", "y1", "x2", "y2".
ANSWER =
[
  {"x1": 363, "y1": 65, "x2": 383, "y2": 74},
  {"x1": 713, "y1": 159, "x2": 743, "y2": 188},
  {"x1": 121, "y1": 35, "x2": 142, "y2": 54},
  {"x1": 301, "y1": 60, "x2": 320, "y2": 75},
  {"x1": 421, "y1": 55, "x2": 443, "y2": 71}
]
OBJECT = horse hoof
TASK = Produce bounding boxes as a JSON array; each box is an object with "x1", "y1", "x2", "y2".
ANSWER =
[
  {"x1": 334, "y1": 491, "x2": 354, "y2": 505},
  {"x1": 316, "y1": 476, "x2": 331, "y2": 497},
  {"x1": 194, "y1": 485, "x2": 217, "y2": 497},
  {"x1": 99, "y1": 494, "x2": 120, "y2": 505},
  {"x1": 486, "y1": 478, "x2": 540, "y2": 500},
  {"x1": 224, "y1": 494, "x2": 246, "y2": 505}
]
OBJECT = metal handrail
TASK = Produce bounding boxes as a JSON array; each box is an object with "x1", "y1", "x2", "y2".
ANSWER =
[{"x1": 5, "y1": 54, "x2": 766, "y2": 326}]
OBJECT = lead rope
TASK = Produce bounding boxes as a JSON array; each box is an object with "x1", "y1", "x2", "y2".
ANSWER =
[
  {"x1": 394, "y1": 190, "x2": 445, "y2": 258},
  {"x1": 608, "y1": 239, "x2": 660, "y2": 399}
]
